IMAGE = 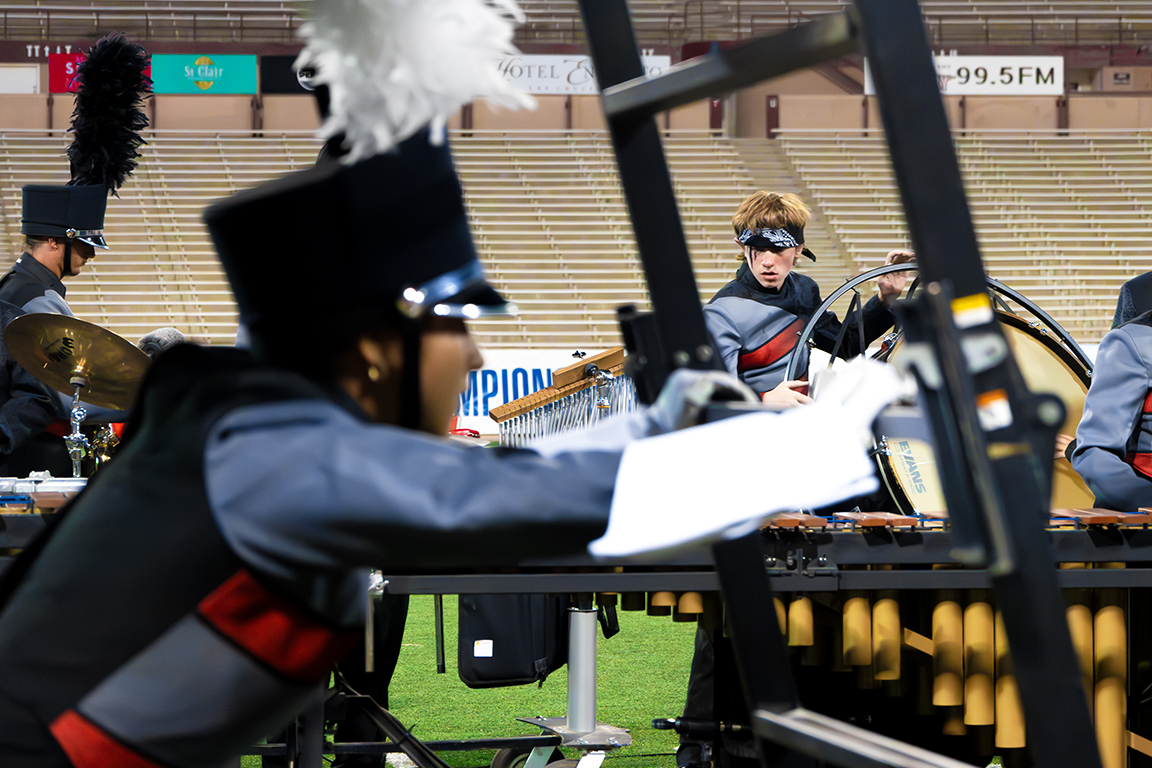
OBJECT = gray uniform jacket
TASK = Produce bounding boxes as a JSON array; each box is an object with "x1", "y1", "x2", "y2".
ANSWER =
[
  {"x1": 703, "y1": 264, "x2": 895, "y2": 395},
  {"x1": 0, "y1": 345, "x2": 627, "y2": 767},
  {"x1": 1071, "y1": 312, "x2": 1152, "y2": 510}
]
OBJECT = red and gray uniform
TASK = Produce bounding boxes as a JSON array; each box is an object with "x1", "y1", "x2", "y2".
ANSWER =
[
  {"x1": 1071, "y1": 311, "x2": 1152, "y2": 510},
  {"x1": 0, "y1": 254, "x2": 73, "y2": 317},
  {"x1": 703, "y1": 264, "x2": 896, "y2": 395},
  {"x1": 0, "y1": 344, "x2": 620, "y2": 768}
]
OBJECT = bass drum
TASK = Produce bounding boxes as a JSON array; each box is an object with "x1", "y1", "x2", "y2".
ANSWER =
[{"x1": 877, "y1": 310, "x2": 1094, "y2": 516}]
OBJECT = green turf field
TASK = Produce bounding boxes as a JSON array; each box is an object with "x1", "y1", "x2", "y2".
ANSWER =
[{"x1": 244, "y1": 594, "x2": 699, "y2": 768}]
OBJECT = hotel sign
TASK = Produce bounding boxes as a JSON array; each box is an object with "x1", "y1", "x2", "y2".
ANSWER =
[{"x1": 497, "y1": 54, "x2": 670, "y2": 95}]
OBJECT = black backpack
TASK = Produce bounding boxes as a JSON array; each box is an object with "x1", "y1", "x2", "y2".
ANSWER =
[{"x1": 457, "y1": 593, "x2": 568, "y2": 688}]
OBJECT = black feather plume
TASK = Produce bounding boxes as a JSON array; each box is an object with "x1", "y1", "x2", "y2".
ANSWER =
[{"x1": 67, "y1": 34, "x2": 151, "y2": 195}]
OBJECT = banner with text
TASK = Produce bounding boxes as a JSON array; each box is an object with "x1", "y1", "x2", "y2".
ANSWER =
[
  {"x1": 150, "y1": 53, "x2": 257, "y2": 94},
  {"x1": 455, "y1": 348, "x2": 613, "y2": 434},
  {"x1": 865, "y1": 55, "x2": 1063, "y2": 96},
  {"x1": 497, "y1": 54, "x2": 670, "y2": 95},
  {"x1": 49, "y1": 52, "x2": 153, "y2": 93}
]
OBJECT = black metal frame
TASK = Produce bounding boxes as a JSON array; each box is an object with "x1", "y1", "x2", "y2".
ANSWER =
[{"x1": 578, "y1": 0, "x2": 1103, "y2": 765}]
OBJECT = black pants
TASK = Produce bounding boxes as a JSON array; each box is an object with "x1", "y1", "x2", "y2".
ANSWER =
[{"x1": 679, "y1": 626, "x2": 755, "y2": 767}]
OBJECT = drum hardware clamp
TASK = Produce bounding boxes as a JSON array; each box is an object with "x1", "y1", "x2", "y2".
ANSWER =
[{"x1": 766, "y1": 550, "x2": 837, "y2": 579}]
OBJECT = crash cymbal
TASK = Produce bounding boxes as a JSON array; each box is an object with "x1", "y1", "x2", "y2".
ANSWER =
[{"x1": 7, "y1": 313, "x2": 150, "y2": 410}]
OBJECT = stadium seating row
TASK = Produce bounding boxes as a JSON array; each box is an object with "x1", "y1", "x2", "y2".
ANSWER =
[{"x1": 0, "y1": 129, "x2": 1143, "y2": 351}]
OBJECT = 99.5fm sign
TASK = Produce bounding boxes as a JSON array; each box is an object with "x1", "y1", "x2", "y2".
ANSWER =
[
  {"x1": 865, "y1": 55, "x2": 1063, "y2": 96},
  {"x1": 49, "y1": 51, "x2": 153, "y2": 94}
]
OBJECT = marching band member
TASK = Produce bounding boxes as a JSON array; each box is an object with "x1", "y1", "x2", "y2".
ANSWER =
[
  {"x1": 1071, "y1": 310, "x2": 1152, "y2": 510},
  {"x1": 680, "y1": 191, "x2": 913, "y2": 768},
  {"x1": 703, "y1": 190, "x2": 912, "y2": 408},
  {"x1": 0, "y1": 4, "x2": 899, "y2": 767},
  {"x1": 0, "y1": 35, "x2": 150, "y2": 476}
]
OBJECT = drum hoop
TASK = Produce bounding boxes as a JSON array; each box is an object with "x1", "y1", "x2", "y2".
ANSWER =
[
  {"x1": 784, "y1": 265, "x2": 1094, "y2": 381},
  {"x1": 995, "y1": 311, "x2": 1091, "y2": 389},
  {"x1": 873, "y1": 438, "x2": 920, "y2": 516}
]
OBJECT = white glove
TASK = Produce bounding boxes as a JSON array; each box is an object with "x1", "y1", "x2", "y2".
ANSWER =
[
  {"x1": 648, "y1": 368, "x2": 759, "y2": 433},
  {"x1": 590, "y1": 359, "x2": 902, "y2": 559}
]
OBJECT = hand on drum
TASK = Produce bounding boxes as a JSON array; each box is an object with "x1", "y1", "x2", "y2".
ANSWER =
[
  {"x1": 1054, "y1": 433, "x2": 1075, "y2": 460},
  {"x1": 878, "y1": 249, "x2": 916, "y2": 306},
  {"x1": 761, "y1": 379, "x2": 812, "y2": 409}
]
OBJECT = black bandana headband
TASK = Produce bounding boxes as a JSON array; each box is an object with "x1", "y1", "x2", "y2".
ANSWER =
[{"x1": 737, "y1": 225, "x2": 817, "y2": 261}]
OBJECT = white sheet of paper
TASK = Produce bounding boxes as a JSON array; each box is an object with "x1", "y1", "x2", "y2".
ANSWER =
[{"x1": 589, "y1": 406, "x2": 877, "y2": 558}]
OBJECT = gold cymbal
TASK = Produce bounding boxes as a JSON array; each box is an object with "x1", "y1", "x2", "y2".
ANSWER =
[{"x1": 7, "y1": 313, "x2": 151, "y2": 410}]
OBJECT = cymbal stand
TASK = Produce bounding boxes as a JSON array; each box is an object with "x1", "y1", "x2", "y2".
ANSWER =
[
  {"x1": 65, "y1": 374, "x2": 90, "y2": 479},
  {"x1": 91, "y1": 425, "x2": 119, "y2": 467}
]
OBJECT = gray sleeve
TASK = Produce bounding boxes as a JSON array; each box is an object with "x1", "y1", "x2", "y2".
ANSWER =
[
  {"x1": 22, "y1": 292, "x2": 73, "y2": 316},
  {"x1": 703, "y1": 302, "x2": 742, "y2": 377},
  {"x1": 205, "y1": 400, "x2": 619, "y2": 579},
  {"x1": 1071, "y1": 326, "x2": 1152, "y2": 510}
]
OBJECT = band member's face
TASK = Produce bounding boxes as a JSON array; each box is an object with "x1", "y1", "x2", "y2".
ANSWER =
[
  {"x1": 420, "y1": 316, "x2": 484, "y2": 436},
  {"x1": 70, "y1": 240, "x2": 96, "y2": 276},
  {"x1": 741, "y1": 241, "x2": 801, "y2": 290}
]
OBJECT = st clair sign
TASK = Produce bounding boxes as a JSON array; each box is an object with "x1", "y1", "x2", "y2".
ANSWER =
[
  {"x1": 150, "y1": 53, "x2": 257, "y2": 94},
  {"x1": 497, "y1": 54, "x2": 670, "y2": 94}
]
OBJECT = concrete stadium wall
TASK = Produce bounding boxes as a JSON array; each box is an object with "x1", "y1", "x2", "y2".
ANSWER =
[
  {"x1": 6, "y1": 88, "x2": 1152, "y2": 134},
  {"x1": 0, "y1": 94, "x2": 49, "y2": 129},
  {"x1": 732, "y1": 93, "x2": 1152, "y2": 135},
  {"x1": 152, "y1": 95, "x2": 256, "y2": 130},
  {"x1": 1069, "y1": 95, "x2": 1152, "y2": 129},
  {"x1": 735, "y1": 70, "x2": 847, "y2": 137},
  {"x1": 261, "y1": 94, "x2": 319, "y2": 131}
]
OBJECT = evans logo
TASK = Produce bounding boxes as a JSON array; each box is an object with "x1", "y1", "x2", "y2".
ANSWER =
[{"x1": 897, "y1": 440, "x2": 927, "y2": 495}]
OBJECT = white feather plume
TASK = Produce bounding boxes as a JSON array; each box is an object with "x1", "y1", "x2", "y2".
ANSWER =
[{"x1": 296, "y1": 0, "x2": 536, "y2": 163}]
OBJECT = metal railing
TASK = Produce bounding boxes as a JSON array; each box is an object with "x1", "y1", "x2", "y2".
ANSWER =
[
  {"x1": 0, "y1": 4, "x2": 303, "y2": 43},
  {"x1": 1, "y1": 2, "x2": 1151, "y2": 48},
  {"x1": 686, "y1": 1, "x2": 1152, "y2": 45}
]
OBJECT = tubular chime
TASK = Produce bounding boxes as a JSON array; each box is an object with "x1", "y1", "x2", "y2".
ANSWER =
[
  {"x1": 490, "y1": 346, "x2": 709, "y2": 629},
  {"x1": 759, "y1": 511, "x2": 1147, "y2": 766},
  {"x1": 489, "y1": 348, "x2": 637, "y2": 448}
]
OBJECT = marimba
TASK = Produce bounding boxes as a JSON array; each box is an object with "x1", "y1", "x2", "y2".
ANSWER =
[{"x1": 485, "y1": 358, "x2": 1152, "y2": 767}]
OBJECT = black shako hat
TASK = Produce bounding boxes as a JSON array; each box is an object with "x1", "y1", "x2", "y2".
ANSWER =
[
  {"x1": 203, "y1": 129, "x2": 513, "y2": 366},
  {"x1": 21, "y1": 183, "x2": 109, "y2": 250}
]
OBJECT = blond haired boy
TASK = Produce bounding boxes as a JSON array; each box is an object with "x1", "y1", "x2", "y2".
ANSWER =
[{"x1": 702, "y1": 191, "x2": 912, "y2": 408}]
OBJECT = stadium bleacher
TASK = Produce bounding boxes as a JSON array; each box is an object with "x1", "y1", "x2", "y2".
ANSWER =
[
  {"x1": 0, "y1": 0, "x2": 1148, "y2": 349},
  {"x1": 1, "y1": 127, "x2": 1145, "y2": 349}
]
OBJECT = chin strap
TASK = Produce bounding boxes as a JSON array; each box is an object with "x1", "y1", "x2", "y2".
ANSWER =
[
  {"x1": 398, "y1": 317, "x2": 422, "y2": 430},
  {"x1": 62, "y1": 238, "x2": 72, "y2": 278}
]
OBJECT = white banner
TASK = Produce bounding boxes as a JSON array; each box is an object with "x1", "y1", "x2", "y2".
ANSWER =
[
  {"x1": 455, "y1": 348, "x2": 613, "y2": 434},
  {"x1": 496, "y1": 54, "x2": 671, "y2": 95},
  {"x1": 865, "y1": 55, "x2": 1063, "y2": 96},
  {"x1": 0, "y1": 64, "x2": 40, "y2": 94}
]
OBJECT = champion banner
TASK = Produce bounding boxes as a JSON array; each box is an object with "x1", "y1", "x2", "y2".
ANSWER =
[{"x1": 455, "y1": 349, "x2": 612, "y2": 434}]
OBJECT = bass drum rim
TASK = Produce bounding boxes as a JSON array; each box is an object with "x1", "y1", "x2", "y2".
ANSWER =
[{"x1": 877, "y1": 309, "x2": 1094, "y2": 517}]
